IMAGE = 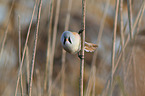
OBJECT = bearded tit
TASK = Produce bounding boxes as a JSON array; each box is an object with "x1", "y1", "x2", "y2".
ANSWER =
[{"x1": 61, "y1": 30, "x2": 98, "y2": 55}]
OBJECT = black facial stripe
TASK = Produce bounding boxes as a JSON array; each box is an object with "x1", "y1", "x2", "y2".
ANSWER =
[
  {"x1": 63, "y1": 37, "x2": 66, "y2": 45},
  {"x1": 68, "y1": 37, "x2": 72, "y2": 44}
]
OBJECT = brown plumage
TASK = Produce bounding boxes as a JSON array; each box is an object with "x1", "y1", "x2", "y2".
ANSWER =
[{"x1": 84, "y1": 42, "x2": 98, "y2": 52}]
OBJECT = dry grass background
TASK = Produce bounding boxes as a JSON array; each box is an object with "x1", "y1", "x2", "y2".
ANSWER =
[{"x1": 0, "y1": 0, "x2": 145, "y2": 96}]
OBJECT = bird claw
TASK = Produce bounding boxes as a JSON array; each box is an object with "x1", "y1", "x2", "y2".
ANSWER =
[
  {"x1": 78, "y1": 29, "x2": 84, "y2": 34},
  {"x1": 78, "y1": 52, "x2": 84, "y2": 59}
]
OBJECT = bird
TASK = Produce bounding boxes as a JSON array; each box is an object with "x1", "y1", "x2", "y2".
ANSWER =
[{"x1": 61, "y1": 30, "x2": 98, "y2": 55}]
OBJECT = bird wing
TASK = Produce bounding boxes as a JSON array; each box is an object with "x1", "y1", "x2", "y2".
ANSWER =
[{"x1": 84, "y1": 42, "x2": 98, "y2": 52}]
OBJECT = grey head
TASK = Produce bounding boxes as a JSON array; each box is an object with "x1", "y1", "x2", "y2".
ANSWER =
[{"x1": 61, "y1": 31, "x2": 73, "y2": 45}]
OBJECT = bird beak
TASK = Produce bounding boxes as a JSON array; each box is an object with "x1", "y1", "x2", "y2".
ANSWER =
[{"x1": 66, "y1": 38, "x2": 68, "y2": 41}]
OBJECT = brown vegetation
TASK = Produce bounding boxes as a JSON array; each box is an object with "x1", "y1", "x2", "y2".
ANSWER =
[{"x1": 0, "y1": 0, "x2": 145, "y2": 96}]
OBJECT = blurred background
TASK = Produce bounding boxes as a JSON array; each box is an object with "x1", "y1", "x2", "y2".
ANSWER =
[{"x1": 0, "y1": 0, "x2": 145, "y2": 96}]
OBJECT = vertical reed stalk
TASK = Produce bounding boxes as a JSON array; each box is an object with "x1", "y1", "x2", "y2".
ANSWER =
[
  {"x1": 44, "y1": 0, "x2": 53, "y2": 92},
  {"x1": 127, "y1": 0, "x2": 133, "y2": 39},
  {"x1": 92, "y1": 67, "x2": 96, "y2": 96},
  {"x1": 102, "y1": 1, "x2": 145, "y2": 95},
  {"x1": 28, "y1": 0, "x2": 42, "y2": 96},
  {"x1": 110, "y1": 0, "x2": 119, "y2": 94},
  {"x1": 113, "y1": 1, "x2": 145, "y2": 75},
  {"x1": 0, "y1": 0, "x2": 15, "y2": 59},
  {"x1": 61, "y1": 0, "x2": 72, "y2": 96},
  {"x1": 132, "y1": 51, "x2": 137, "y2": 96},
  {"x1": 14, "y1": 1, "x2": 37, "y2": 95},
  {"x1": 18, "y1": 15, "x2": 24, "y2": 96},
  {"x1": 85, "y1": 71, "x2": 93, "y2": 96},
  {"x1": 125, "y1": 51, "x2": 133, "y2": 81},
  {"x1": 136, "y1": 1, "x2": 145, "y2": 34},
  {"x1": 132, "y1": 1, "x2": 145, "y2": 32},
  {"x1": 52, "y1": 70, "x2": 62, "y2": 90},
  {"x1": 90, "y1": 0, "x2": 110, "y2": 95},
  {"x1": 120, "y1": 0, "x2": 125, "y2": 85},
  {"x1": 48, "y1": 0, "x2": 61, "y2": 95},
  {"x1": 101, "y1": 79, "x2": 110, "y2": 96},
  {"x1": 36, "y1": 69, "x2": 42, "y2": 96},
  {"x1": 26, "y1": 46, "x2": 30, "y2": 95},
  {"x1": 79, "y1": 0, "x2": 86, "y2": 96}
]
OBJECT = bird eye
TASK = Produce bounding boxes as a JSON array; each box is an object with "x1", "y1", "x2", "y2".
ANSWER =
[
  {"x1": 68, "y1": 37, "x2": 72, "y2": 44},
  {"x1": 63, "y1": 37, "x2": 66, "y2": 45}
]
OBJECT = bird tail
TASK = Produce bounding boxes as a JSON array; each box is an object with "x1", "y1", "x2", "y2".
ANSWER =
[{"x1": 84, "y1": 42, "x2": 98, "y2": 52}]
